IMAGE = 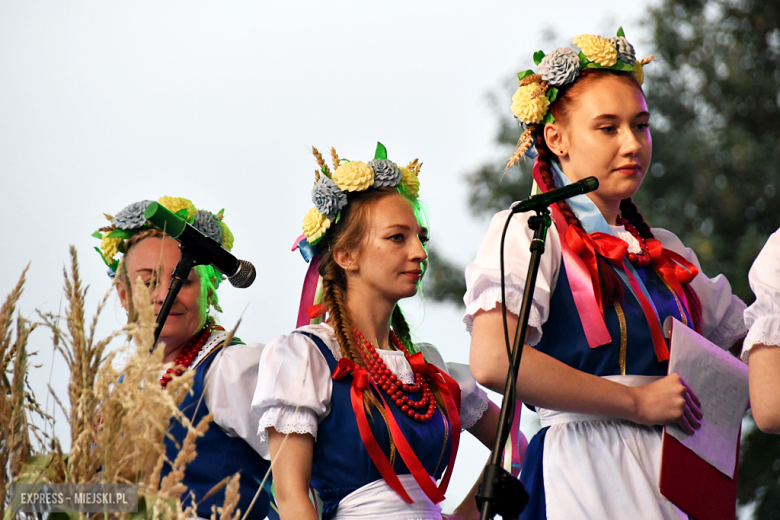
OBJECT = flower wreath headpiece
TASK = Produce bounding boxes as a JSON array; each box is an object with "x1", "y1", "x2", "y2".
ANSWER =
[
  {"x1": 507, "y1": 27, "x2": 654, "y2": 169},
  {"x1": 293, "y1": 143, "x2": 422, "y2": 328},
  {"x1": 92, "y1": 196, "x2": 234, "y2": 281},
  {"x1": 300, "y1": 142, "x2": 422, "y2": 248}
]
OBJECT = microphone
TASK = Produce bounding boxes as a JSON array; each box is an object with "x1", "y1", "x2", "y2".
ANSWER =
[
  {"x1": 511, "y1": 176, "x2": 599, "y2": 214},
  {"x1": 143, "y1": 203, "x2": 256, "y2": 288}
]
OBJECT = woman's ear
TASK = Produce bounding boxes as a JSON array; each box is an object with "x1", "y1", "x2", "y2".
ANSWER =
[
  {"x1": 116, "y1": 278, "x2": 130, "y2": 311},
  {"x1": 333, "y1": 247, "x2": 359, "y2": 272},
  {"x1": 544, "y1": 123, "x2": 568, "y2": 158}
]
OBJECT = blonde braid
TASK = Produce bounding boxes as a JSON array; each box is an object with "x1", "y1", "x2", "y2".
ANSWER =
[
  {"x1": 321, "y1": 268, "x2": 363, "y2": 367},
  {"x1": 320, "y1": 258, "x2": 383, "y2": 413}
]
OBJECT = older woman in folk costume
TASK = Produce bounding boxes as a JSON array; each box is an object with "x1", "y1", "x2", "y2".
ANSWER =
[
  {"x1": 95, "y1": 196, "x2": 272, "y2": 520},
  {"x1": 252, "y1": 144, "x2": 505, "y2": 520},
  {"x1": 464, "y1": 30, "x2": 747, "y2": 519},
  {"x1": 743, "y1": 229, "x2": 780, "y2": 434}
]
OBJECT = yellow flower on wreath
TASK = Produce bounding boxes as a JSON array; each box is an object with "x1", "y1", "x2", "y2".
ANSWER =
[
  {"x1": 302, "y1": 207, "x2": 332, "y2": 244},
  {"x1": 159, "y1": 196, "x2": 197, "y2": 221},
  {"x1": 511, "y1": 83, "x2": 550, "y2": 125},
  {"x1": 572, "y1": 34, "x2": 617, "y2": 67},
  {"x1": 220, "y1": 221, "x2": 234, "y2": 251},
  {"x1": 332, "y1": 161, "x2": 374, "y2": 192},
  {"x1": 101, "y1": 235, "x2": 123, "y2": 263},
  {"x1": 399, "y1": 166, "x2": 420, "y2": 198}
]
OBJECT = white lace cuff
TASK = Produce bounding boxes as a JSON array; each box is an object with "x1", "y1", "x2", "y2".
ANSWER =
[
  {"x1": 463, "y1": 283, "x2": 543, "y2": 346},
  {"x1": 706, "y1": 294, "x2": 748, "y2": 350},
  {"x1": 460, "y1": 385, "x2": 490, "y2": 430},
  {"x1": 742, "y1": 314, "x2": 780, "y2": 363},
  {"x1": 257, "y1": 404, "x2": 318, "y2": 443}
]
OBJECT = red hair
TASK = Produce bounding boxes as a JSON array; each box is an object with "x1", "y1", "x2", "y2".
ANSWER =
[{"x1": 536, "y1": 69, "x2": 702, "y2": 330}]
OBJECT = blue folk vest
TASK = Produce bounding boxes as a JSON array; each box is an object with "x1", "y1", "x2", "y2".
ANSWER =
[
  {"x1": 301, "y1": 332, "x2": 453, "y2": 520},
  {"x1": 161, "y1": 339, "x2": 271, "y2": 520}
]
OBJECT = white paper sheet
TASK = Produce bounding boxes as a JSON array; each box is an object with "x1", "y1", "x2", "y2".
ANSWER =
[{"x1": 665, "y1": 318, "x2": 748, "y2": 477}]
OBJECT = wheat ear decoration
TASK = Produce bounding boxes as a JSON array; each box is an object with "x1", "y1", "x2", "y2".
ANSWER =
[
  {"x1": 406, "y1": 158, "x2": 422, "y2": 175},
  {"x1": 312, "y1": 146, "x2": 330, "y2": 179},
  {"x1": 639, "y1": 56, "x2": 655, "y2": 66},
  {"x1": 519, "y1": 73, "x2": 543, "y2": 87},
  {"x1": 531, "y1": 80, "x2": 550, "y2": 99},
  {"x1": 506, "y1": 127, "x2": 536, "y2": 171},
  {"x1": 330, "y1": 147, "x2": 340, "y2": 172}
]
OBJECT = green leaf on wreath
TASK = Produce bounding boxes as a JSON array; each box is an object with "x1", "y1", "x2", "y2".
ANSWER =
[
  {"x1": 533, "y1": 51, "x2": 545, "y2": 66},
  {"x1": 374, "y1": 142, "x2": 388, "y2": 160},
  {"x1": 617, "y1": 26, "x2": 625, "y2": 38},
  {"x1": 107, "y1": 228, "x2": 136, "y2": 240},
  {"x1": 546, "y1": 87, "x2": 559, "y2": 103},
  {"x1": 517, "y1": 69, "x2": 535, "y2": 81}
]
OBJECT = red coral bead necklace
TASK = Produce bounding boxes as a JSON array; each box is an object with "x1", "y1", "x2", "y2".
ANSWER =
[
  {"x1": 352, "y1": 327, "x2": 436, "y2": 422},
  {"x1": 159, "y1": 319, "x2": 222, "y2": 389}
]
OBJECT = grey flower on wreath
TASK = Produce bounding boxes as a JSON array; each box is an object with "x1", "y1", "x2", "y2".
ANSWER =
[
  {"x1": 312, "y1": 176, "x2": 348, "y2": 220},
  {"x1": 538, "y1": 47, "x2": 581, "y2": 87},
  {"x1": 113, "y1": 200, "x2": 153, "y2": 229},
  {"x1": 368, "y1": 159, "x2": 402, "y2": 188},
  {"x1": 193, "y1": 209, "x2": 223, "y2": 244},
  {"x1": 608, "y1": 36, "x2": 636, "y2": 66}
]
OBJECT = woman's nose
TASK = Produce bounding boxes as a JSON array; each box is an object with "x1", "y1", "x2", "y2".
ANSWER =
[
  {"x1": 411, "y1": 239, "x2": 428, "y2": 262},
  {"x1": 621, "y1": 128, "x2": 642, "y2": 155}
]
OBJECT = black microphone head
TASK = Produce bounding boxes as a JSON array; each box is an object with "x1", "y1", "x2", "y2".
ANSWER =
[
  {"x1": 228, "y1": 260, "x2": 256, "y2": 288},
  {"x1": 580, "y1": 176, "x2": 599, "y2": 193}
]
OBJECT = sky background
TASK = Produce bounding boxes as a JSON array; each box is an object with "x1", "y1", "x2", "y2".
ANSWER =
[{"x1": 0, "y1": 0, "x2": 657, "y2": 512}]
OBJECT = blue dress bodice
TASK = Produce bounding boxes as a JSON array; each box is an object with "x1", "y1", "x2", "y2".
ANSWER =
[
  {"x1": 301, "y1": 332, "x2": 453, "y2": 520},
  {"x1": 162, "y1": 340, "x2": 271, "y2": 520},
  {"x1": 534, "y1": 261, "x2": 691, "y2": 376}
]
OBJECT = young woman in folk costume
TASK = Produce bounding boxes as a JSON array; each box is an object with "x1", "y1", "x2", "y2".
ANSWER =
[
  {"x1": 464, "y1": 30, "x2": 747, "y2": 519},
  {"x1": 252, "y1": 144, "x2": 504, "y2": 520},
  {"x1": 742, "y1": 229, "x2": 780, "y2": 434},
  {"x1": 95, "y1": 196, "x2": 272, "y2": 520}
]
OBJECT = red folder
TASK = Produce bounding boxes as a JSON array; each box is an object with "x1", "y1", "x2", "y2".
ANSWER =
[{"x1": 659, "y1": 429, "x2": 740, "y2": 520}]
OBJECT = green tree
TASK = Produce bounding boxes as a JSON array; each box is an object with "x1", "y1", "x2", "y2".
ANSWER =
[{"x1": 426, "y1": 0, "x2": 780, "y2": 516}]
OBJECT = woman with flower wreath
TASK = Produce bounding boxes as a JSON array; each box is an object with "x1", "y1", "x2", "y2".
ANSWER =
[
  {"x1": 251, "y1": 144, "x2": 503, "y2": 520},
  {"x1": 94, "y1": 196, "x2": 272, "y2": 520},
  {"x1": 464, "y1": 30, "x2": 747, "y2": 518}
]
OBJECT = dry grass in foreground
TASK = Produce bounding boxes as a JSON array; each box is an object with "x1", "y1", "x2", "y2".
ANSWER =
[{"x1": 1, "y1": 248, "x2": 242, "y2": 520}]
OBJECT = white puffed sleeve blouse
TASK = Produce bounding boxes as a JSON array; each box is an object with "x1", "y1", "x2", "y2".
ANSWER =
[
  {"x1": 743, "y1": 229, "x2": 780, "y2": 361},
  {"x1": 251, "y1": 323, "x2": 490, "y2": 459},
  {"x1": 463, "y1": 210, "x2": 747, "y2": 351}
]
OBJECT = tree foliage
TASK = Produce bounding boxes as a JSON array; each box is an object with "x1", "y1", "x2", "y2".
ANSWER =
[{"x1": 426, "y1": 0, "x2": 780, "y2": 515}]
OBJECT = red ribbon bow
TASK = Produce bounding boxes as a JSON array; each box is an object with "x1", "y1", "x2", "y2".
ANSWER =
[
  {"x1": 646, "y1": 238, "x2": 699, "y2": 315},
  {"x1": 565, "y1": 226, "x2": 671, "y2": 362},
  {"x1": 332, "y1": 354, "x2": 462, "y2": 504}
]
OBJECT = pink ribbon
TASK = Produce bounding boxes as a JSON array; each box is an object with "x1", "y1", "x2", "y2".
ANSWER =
[
  {"x1": 531, "y1": 162, "x2": 612, "y2": 348},
  {"x1": 296, "y1": 254, "x2": 323, "y2": 328}
]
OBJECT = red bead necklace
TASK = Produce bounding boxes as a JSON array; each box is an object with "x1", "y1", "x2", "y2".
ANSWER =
[
  {"x1": 352, "y1": 327, "x2": 436, "y2": 422},
  {"x1": 616, "y1": 216, "x2": 651, "y2": 267},
  {"x1": 159, "y1": 320, "x2": 221, "y2": 389}
]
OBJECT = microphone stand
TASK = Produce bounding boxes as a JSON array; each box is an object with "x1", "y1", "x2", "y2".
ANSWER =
[
  {"x1": 152, "y1": 243, "x2": 201, "y2": 349},
  {"x1": 476, "y1": 208, "x2": 552, "y2": 520}
]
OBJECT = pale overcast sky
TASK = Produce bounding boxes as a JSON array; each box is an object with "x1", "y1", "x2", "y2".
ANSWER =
[{"x1": 0, "y1": 0, "x2": 655, "y2": 510}]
